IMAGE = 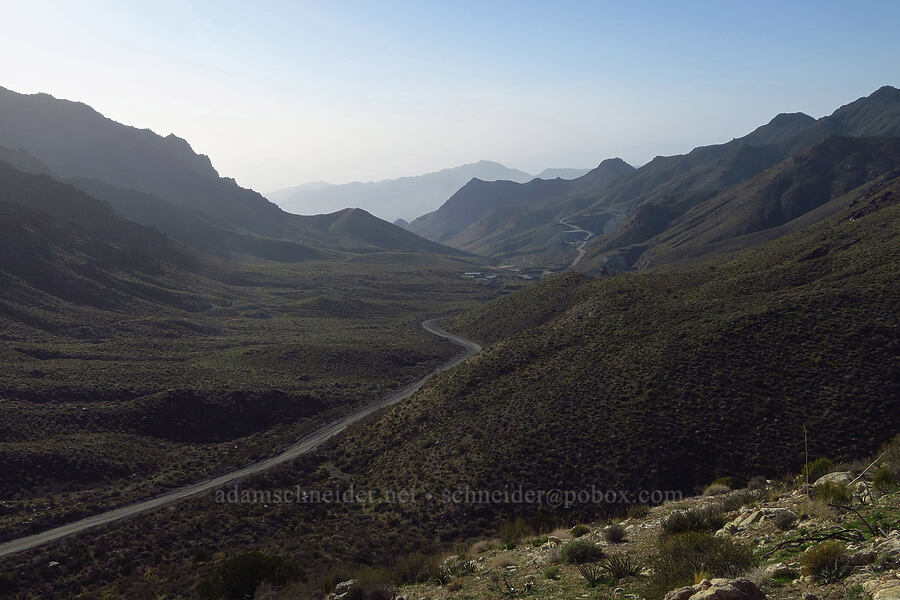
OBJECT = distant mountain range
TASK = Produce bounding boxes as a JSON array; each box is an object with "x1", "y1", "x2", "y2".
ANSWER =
[
  {"x1": 407, "y1": 86, "x2": 900, "y2": 268},
  {"x1": 0, "y1": 86, "x2": 470, "y2": 262},
  {"x1": 267, "y1": 162, "x2": 592, "y2": 222}
]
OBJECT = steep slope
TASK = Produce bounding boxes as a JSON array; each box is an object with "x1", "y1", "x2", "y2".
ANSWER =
[
  {"x1": 0, "y1": 162, "x2": 201, "y2": 309},
  {"x1": 0, "y1": 86, "x2": 467, "y2": 259},
  {"x1": 631, "y1": 136, "x2": 900, "y2": 267},
  {"x1": 68, "y1": 178, "x2": 331, "y2": 262},
  {"x1": 269, "y1": 160, "x2": 536, "y2": 222},
  {"x1": 409, "y1": 87, "x2": 900, "y2": 267},
  {"x1": 331, "y1": 175, "x2": 900, "y2": 519}
]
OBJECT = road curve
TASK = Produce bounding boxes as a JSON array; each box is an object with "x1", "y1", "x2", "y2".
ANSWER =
[
  {"x1": 559, "y1": 217, "x2": 594, "y2": 269},
  {"x1": 0, "y1": 319, "x2": 481, "y2": 558}
]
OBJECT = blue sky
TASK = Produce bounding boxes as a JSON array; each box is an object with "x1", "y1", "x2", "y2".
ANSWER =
[{"x1": 1, "y1": 1, "x2": 898, "y2": 191}]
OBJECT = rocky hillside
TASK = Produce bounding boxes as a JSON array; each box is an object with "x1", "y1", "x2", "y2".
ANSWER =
[{"x1": 374, "y1": 458, "x2": 900, "y2": 600}]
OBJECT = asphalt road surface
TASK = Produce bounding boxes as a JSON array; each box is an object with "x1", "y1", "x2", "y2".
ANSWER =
[{"x1": 0, "y1": 318, "x2": 481, "y2": 558}]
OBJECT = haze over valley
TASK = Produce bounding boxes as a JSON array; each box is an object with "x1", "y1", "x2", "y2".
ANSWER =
[{"x1": 0, "y1": 3, "x2": 898, "y2": 600}]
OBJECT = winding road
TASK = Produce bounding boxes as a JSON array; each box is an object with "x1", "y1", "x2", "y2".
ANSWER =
[
  {"x1": 559, "y1": 217, "x2": 594, "y2": 269},
  {"x1": 0, "y1": 319, "x2": 481, "y2": 558}
]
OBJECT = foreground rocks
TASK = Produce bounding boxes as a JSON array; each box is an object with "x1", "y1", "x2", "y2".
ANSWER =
[{"x1": 664, "y1": 578, "x2": 765, "y2": 600}]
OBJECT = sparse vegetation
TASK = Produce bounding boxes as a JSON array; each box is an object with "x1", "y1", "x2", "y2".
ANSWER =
[
  {"x1": 643, "y1": 532, "x2": 757, "y2": 600},
  {"x1": 603, "y1": 524, "x2": 627, "y2": 543},
  {"x1": 661, "y1": 506, "x2": 727, "y2": 535},
  {"x1": 800, "y1": 541, "x2": 849, "y2": 578},
  {"x1": 603, "y1": 553, "x2": 644, "y2": 579},
  {"x1": 560, "y1": 540, "x2": 606, "y2": 565},
  {"x1": 569, "y1": 524, "x2": 591, "y2": 538}
]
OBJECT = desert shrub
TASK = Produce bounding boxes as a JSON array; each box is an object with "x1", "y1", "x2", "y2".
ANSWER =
[
  {"x1": 873, "y1": 466, "x2": 897, "y2": 493},
  {"x1": 642, "y1": 532, "x2": 756, "y2": 600},
  {"x1": 603, "y1": 524, "x2": 627, "y2": 543},
  {"x1": 712, "y1": 477, "x2": 739, "y2": 490},
  {"x1": 441, "y1": 558, "x2": 476, "y2": 579},
  {"x1": 814, "y1": 482, "x2": 852, "y2": 504},
  {"x1": 717, "y1": 489, "x2": 766, "y2": 512},
  {"x1": 746, "y1": 476, "x2": 768, "y2": 491},
  {"x1": 703, "y1": 483, "x2": 731, "y2": 496},
  {"x1": 773, "y1": 511, "x2": 798, "y2": 531},
  {"x1": 391, "y1": 552, "x2": 440, "y2": 585},
  {"x1": 543, "y1": 566, "x2": 560, "y2": 580},
  {"x1": 560, "y1": 540, "x2": 606, "y2": 565},
  {"x1": 603, "y1": 553, "x2": 644, "y2": 579},
  {"x1": 197, "y1": 551, "x2": 304, "y2": 600},
  {"x1": 816, "y1": 561, "x2": 852, "y2": 584},
  {"x1": 801, "y1": 541, "x2": 849, "y2": 577},
  {"x1": 661, "y1": 506, "x2": 726, "y2": 535},
  {"x1": 570, "y1": 524, "x2": 591, "y2": 538},
  {"x1": 803, "y1": 458, "x2": 835, "y2": 484},
  {"x1": 627, "y1": 504, "x2": 651, "y2": 519},
  {"x1": 576, "y1": 562, "x2": 606, "y2": 587}
]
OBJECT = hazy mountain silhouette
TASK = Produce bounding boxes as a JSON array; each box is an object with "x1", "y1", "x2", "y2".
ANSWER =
[
  {"x1": 408, "y1": 158, "x2": 635, "y2": 247},
  {"x1": 268, "y1": 161, "x2": 537, "y2": 222},
  {"x1": 409, "y1": 86, "x2": 900, "y2": 264},
  {"x1": 0, "y1": 86, "x2": 470, "y2": 259},
  {"x1": 536, "y1": 167, "x2": 592, "y2": 179}
]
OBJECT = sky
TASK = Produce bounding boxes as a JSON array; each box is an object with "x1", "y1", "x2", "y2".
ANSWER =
[{"x1": 1, "y1": 0, "x2": 898, "y2": 193}]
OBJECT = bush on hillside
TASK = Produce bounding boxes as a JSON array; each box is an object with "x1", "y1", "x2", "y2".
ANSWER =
[
  {"x1": 801, "y1": 541, "x2": 849, "y2": 579},
  {"x1": 603, "y1": 524, "x2": 627, "y2": 543},
  {"x1": 661, "y1": 506, "x2": 726, "y2": 535},
  {"x1": 642, "y1": 532, "x2": 756, "y2": 600},
  {"x1": 560, "y1": 540, "x2": 606, "y2": 565}
]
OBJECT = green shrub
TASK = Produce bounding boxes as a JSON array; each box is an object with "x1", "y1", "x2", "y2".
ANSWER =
[
  {"x1": 815, "y1": 482, "x2": 852, "y2": 504},
  {"x1": 873, "y1": 466, "x2": 897, "y2": 493},
  {"x1": 800, "y1": 541, "x2": 848, "y2": 577},
  {"x1": 803, "y1": 458, "x2": 835, "y2": 484},
  {"x1": 197, "y1": 551, "x2": 304, "y2": 600},
  {"x1": 642, "y1": 532, "x2": 756, "y2": 600},
  {"x1": 391, "y1": 552, "x2": 441, "y2": 585},
  {"x1": 543, "y1": 566, "x2": 560, "y2": 580},
  {"x1": 560, "y1": 539, "x2": 606, "y2": 565},
  {"x1": 603, "y1": 524, "x2": 627, "y2": 543},
  {"x1": 570, "y1": 524, "x2": 591, "y2": 538},
  {"x1": 603, "y1": 553, "x2": 644, "y2": 579},
  {"x1": 661, "y1": 506, "x2": 726, "y2": 535}
]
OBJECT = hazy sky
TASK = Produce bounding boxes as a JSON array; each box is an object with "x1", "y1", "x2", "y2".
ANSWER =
[{"x1": 2, "y1": 1, "x2": 898, "y2": 192}]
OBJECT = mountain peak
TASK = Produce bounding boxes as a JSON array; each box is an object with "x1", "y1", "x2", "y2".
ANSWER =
[
  {"x1": 767, "y1": 112, "x2": 815, "y2": 128},
  {"x1": 869, "y1": 85, "x2": 900, "y2": 100}
]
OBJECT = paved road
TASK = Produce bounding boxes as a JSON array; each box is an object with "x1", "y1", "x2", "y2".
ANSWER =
[
  {"x1": 0, "y1": 319, "x2": 481, "y2": 558},
  {"x1": 559, "y1": 217, "x2": 594, "y2": 269}
]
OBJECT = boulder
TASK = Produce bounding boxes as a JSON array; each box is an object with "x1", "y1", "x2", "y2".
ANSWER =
[
  {"x1": 764, "y1": 562, "x2": 799, "y2": 578},
  {"x1": 863, "y1": 575, "x2": 900, "y2": 600},
  {"x1": 812, "y1": 471, "x2": 853, "y2": 486},
  {"x1": 333, "y1": 579, "x2": 357, "y2": 595},
  {"x1": 663, "y1": 578, "x2": 765, "y2": 600},
  {"x1": 848, "y1": 551, "x2": 877, "y2": 566},
  {"x1": 875, "y1": 532, "x2": 900, "y2": 560}
]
